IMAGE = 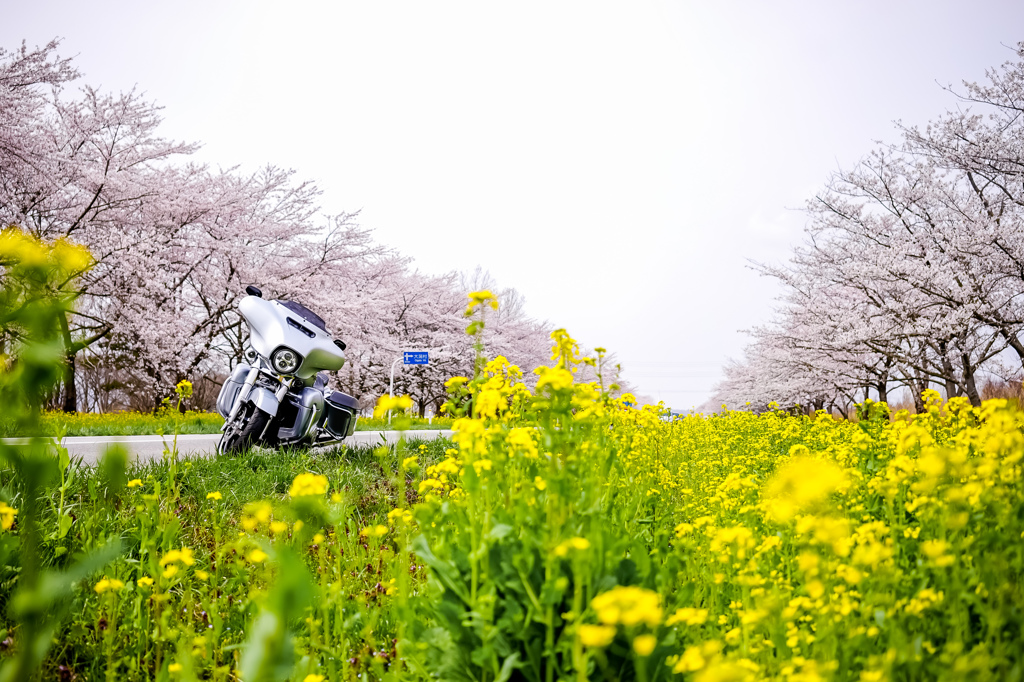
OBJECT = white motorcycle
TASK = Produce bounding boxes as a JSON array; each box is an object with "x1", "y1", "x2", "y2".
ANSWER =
[{"x1": 215, "y1": 286, "x2": 359, "y2": 454}]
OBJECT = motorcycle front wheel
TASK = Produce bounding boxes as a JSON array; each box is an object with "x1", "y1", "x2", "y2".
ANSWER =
[{"x1": 217, "y1": 401, "x2": 270, "y2": 455}]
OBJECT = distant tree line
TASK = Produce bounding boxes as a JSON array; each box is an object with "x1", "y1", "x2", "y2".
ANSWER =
[{"x1": 710, "y1": 43, "x2": 1024, "y2": 415}]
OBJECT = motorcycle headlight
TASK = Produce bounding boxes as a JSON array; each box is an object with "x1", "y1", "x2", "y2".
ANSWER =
[{"x1": 271, "y1": 347, "x2": 301, "y2": 374}]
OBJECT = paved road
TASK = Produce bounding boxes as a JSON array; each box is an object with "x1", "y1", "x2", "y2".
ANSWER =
[{"x1": 3, "y1": 430, "x2": 453, "y2": 465}]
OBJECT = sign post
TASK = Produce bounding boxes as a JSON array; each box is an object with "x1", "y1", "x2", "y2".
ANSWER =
[
  {"x1": 388, "y1": 351, "x2": 430, "y2": 425},
  {"x1": 403, "y1": 351, "x2": 429, "y2": 365}
]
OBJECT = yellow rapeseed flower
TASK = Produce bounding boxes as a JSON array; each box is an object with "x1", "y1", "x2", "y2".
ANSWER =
[
  {"x1": 160, "y1": 547, "x2": 196, "y2": 567},
  {"x1": 51, "y1": 237, "x2": 92, "y2": 272},
  {"x1": 534, "y1": 366, "x2": 574, "y2": 393},
  {"x1": 672, "y1": 641, "x2": 723, "y2": 673},
  {"x1": 921, "y1": 539, "x2": 955, "y2": 567},
  {"x1": 763, "y1": 456, "x2": 848, "y2": 522},
  {"x1": 289, "y1": 473, "x2": 329, "y2": 498},
  {"x1": 465, "y1": 290, "x2": 499, "y2": 314},
  {"x1": 175, "y1": 379, "x2": 193, "y2": 400},
  {"x1": 475, "y1": 389, "x2": 504, "y2": 419},
  {"x1": 592, "y1": 586, "x2": 662, "y2": 627},
  {"x1": 127, "y1": 479, "x2": 143, "y2": 488},
  {"x1": 360, "y1": 525, "x2": 389, "y2": 538},
  {"x1": 578, "y1": 624, "x2": 616, "y2": 648},
  {"x1": 0, "y1": 228, "x2": 91, "y2": 273},
  {"x1": 0, "y1": 502, "x2": 17, "y2": 530},
  {"x1": 206, "y1": 491, "x2": 223, "y2": 500},
  {"x1": 633, "y1": 634, "x2": 657, "y2": 656},
  {"x1": 387, "y1": 508, "x2": 413, "y2": 525},
  {"x1": 666, "y1": 607, "x2": 709, "y2": 626},
  {"x1": 374, "y1": 394, "x2": 413, "y2": 418},
  {"x1": 555, "y1": 537, "x2": 591, "y2": 557},
  {"x1": 418, "y1": 479, "x2": 444, "y2": 494},
  {"x1": 507, "y1": 428, "x2": 539, "y2": 459},
  {"x1": 94, "y1": 577, "x2": 125, "y2": 594}
]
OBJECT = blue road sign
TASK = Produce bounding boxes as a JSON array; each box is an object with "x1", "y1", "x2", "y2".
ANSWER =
[{"x1": 404, "y1": 351, "x2": 429, "y2": 365}]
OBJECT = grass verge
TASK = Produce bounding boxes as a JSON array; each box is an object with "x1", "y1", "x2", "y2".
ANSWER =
[{"x1": 0, "y1": 412, "x2": 453, "y2": 437}]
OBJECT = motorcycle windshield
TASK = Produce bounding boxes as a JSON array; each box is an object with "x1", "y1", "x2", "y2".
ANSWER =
[{"x1": 276, "y1": 300, "x2": 328, "y2": 333}]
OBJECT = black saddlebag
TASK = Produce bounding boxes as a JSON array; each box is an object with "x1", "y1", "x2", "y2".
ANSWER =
[{"x1": 324, "y1": 390, "x2": 359, "y2": 439}]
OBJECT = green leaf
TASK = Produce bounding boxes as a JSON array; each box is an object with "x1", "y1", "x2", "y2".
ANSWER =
[
  {"x1": 495, "y1": 653, "x2": 521, "y2": 682},
  {"x1": 98, "y1": 444, "x2": 129, "y2": 499},
  {"x1": 11, "y1": 541, "x2": 123, "y2": 617},
  {"x1": 239, "y1": 610, "x2": 289, "y2": 682},
  {"x1": 57, "y1": 513, "x2": 73, "y2": 540},
  {"x1": 56, "y1": 445, "x2": 70, "y2": 473},
  {"x1": 238, "y1": 545, "x2": 315, "y2": 682},
  {"x1": 487, "y1": 523, "x2": 513, "y2": 541},
  {"x1": 412, "y1": 534, "x2": 470, "y2": 604}
]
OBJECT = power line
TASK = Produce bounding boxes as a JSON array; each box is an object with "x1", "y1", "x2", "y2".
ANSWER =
[{"x1": 645, "y1": 389, "x2": 714, "y2": 394}]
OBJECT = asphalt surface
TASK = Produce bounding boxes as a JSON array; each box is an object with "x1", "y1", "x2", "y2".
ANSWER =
[{"x1": 3, "y1": 430, "x2": 454, "y2": 465}]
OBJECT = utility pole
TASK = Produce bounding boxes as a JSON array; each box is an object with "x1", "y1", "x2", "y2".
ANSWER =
[
  {"x1": 388, "y1": 356, "x2": 402, "y2": 426},
  {"x1": 388, "y1": 350, "x2": 431, "y2": 425}
]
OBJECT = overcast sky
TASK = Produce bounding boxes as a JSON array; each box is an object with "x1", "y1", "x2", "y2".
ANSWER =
[{"x1": 5, "y1": 1, "x2": 1024, "y2": 408}]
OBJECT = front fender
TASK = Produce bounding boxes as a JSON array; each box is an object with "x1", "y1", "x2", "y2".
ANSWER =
[{"x1": 248, "y1": 386, "x2": 280, "y2": 417}]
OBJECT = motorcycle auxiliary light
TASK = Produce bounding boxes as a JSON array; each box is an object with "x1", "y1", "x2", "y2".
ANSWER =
[{"x1": 271, "y1": 347, "x2": 301, "y2": 374}]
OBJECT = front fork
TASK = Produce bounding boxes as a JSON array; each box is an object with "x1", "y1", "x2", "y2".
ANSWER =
[
  {"x1": 223, "y1": 365, "x2": 261, "y2": 430},
  {"x1": 258, "y1": 377, "x2": 293, "y2": 440},
  {"x1": 222, "y1": 365, "x2": 293, "y2": 433}
]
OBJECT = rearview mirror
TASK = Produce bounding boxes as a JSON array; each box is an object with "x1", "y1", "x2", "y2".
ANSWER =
[{"x1": 245, "y1": 285, "x2": 263, "y2": 298}]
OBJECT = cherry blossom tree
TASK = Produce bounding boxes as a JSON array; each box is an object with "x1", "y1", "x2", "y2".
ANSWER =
[
  {"x1": 712, "y1": 47, "x2": 1024, "y2": 411},
  {"x1": 2, "y1": 39, "x2": 559, "y2": 413},
  {"x1": 0, "y1": 40, "x2": 197, "y2": 409},
  {"x1": 900, "y1": 42, "x2": 1024, "y2": 367}
]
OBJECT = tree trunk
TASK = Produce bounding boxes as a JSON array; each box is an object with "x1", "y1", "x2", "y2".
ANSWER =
[
  {"x1": 62, "y1": 351, "x2": 78, "y2": 413},
  {"x1": 58, "y1": 311, "x2": 77, "y2": 413},
  {"x1": 876, "y1": 380, "x2": 888, "y2": 405},
  {"x1": 56, "y1": 310, "x2": 112, "y2": 414},
  {"x1": 962, "y1": 353, "x2": 982, "y2": 407},
  {"x1": 938, "y1": 342, "x2": 960, "y2": 398},
  {"x1": 910, "y1": 377, "x2": 926, "y2": 413}
]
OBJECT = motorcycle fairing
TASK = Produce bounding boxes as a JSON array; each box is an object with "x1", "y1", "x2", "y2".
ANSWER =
[{"x1": 238, "y1": 295, "x2": 345, "y2": 380}]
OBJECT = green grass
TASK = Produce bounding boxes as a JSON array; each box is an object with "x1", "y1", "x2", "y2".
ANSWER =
[
  {"x1": 103, "y1": 437, "x2": 451, "y2": 535},
  {"x1": 0, "y1": 412, "x2": 453, "y2": 437},
  {"x1": 0, "y1": 435, "x2": 454, "y2": 680},
  {"x1": 353, "y1": 417, "x2": 453, "y2": 432}
]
